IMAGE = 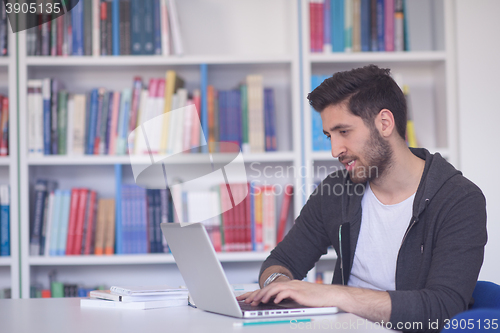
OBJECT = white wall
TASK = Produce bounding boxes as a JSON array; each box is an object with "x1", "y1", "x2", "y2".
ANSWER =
[{"x1": 456, "y1": 0, "x2": 500, "y2": 283}]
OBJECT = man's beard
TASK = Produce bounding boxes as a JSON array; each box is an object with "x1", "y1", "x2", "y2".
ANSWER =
[{"x1": 348, "y1": 126, "x2": 393, "y2": 184}]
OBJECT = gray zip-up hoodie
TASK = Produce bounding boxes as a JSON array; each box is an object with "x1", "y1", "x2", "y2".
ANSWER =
[{"x1": 260, "y1": 148, "x2": 487, "y2": 332}]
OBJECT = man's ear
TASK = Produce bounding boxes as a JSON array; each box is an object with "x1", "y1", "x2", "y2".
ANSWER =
[{"x1": 376, "y1": 109, "x2": 396, "y2": 138}]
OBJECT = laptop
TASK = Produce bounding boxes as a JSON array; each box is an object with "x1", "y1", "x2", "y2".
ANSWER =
[{"x1": 161, "y1": 222, "x2": 338, "y2": 318}]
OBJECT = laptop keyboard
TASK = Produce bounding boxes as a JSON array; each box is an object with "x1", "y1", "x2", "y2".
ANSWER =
[{"x1": 238, "y1": 299, "x2": 310, "y2": 311}]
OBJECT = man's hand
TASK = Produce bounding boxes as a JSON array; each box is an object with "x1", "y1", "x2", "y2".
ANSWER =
[{"x1": 236, "y1": 280, "x2": 337, "y2": 308}]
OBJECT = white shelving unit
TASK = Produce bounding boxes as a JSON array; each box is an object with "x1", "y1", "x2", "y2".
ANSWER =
[
  {"x1": 0, "y1": 23, "x2": 19, "y2": 299},
  {"x1": 16, "y1": 0, "x2": 332, "y2": 298},
  {"x1": 301, "y1": 0, "x2": 458, "y2": 202}
]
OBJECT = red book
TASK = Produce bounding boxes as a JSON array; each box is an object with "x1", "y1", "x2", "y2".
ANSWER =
[
  {"x1": 0, "y1": 96, "x2": 6, "y2": 156},
  {"x1": 244, "y1": 183, "x2": 252, "y2": 251},
  {"x1": 41, "y1": 290, "x2": 52, "y2": 298},
  {"x1": 277, "y1": 185, "x2": 293, "y2": 243},
  {"x1": 384, "y1": 0, "x2": 395, "y2": 52},
  {"x1": 65, "y1": 189, "x2": 81, "y2": 255},
  {"x1": 83, "y1": 191, "x2": 97, "y2": 255},
  {"x1": 309, "y1": 1, "x2": 316, "y2": 52},
  {"x1": 56, "y1": 15, "x2": 63, "y2": 56},
  {"x1": 220, "y1": 183, "x2": 234, "y2": 252},
  {"x1": 73, "y1": 189, "x2": 89, "y2": 256}
]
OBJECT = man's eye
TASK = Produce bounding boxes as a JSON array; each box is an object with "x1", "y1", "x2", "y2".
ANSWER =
[
  {"x1": 326, "y1": 135, "x2": 331, "y2": 140},
  {"x1": 340, "y1": 130, "x2": 348, "y2": 135}
]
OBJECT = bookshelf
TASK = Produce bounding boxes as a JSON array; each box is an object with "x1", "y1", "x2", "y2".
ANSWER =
[
  {"x1": 13, "y1": 0, "x2": 460, "y2": 297},
  {"x1": 0, "y1": 23, "x2": 19, "y2": 299},
  {"x1": 16, "y1": 0, "x2": 331, "y2": 298},
  {"x1": 300, "y1": 0, "x2": 458, "y2": 280}
]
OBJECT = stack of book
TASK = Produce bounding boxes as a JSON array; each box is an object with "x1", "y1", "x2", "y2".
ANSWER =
[
  {"x1": 27, "y1": 0, "x2": 183, "y2": 56},
  {"x1": 81, "y1": 285, "x2": 189, "y2": 309},
  {"x1": 310, "y1": 0, "x2": 409, "y2": 53}
]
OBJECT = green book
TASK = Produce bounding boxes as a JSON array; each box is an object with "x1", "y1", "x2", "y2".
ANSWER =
[
  {"x1": 240, "y1": 84, "x2": 249, "y2": 152},
  {"x1": 51, "y1": 281, "x2": 64, "y2": 298},
  {"x1": 57, "y1": 91, "x2": 68, "y2": 155}
]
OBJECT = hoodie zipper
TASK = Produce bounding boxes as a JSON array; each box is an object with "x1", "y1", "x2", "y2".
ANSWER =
[{"x1": 339, "y1": 225, "x2": 344, "y2": 285}]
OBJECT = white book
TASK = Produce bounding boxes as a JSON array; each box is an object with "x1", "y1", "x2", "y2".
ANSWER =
[
  {"x1": 90, "y1": 290, "x2": 187, "y2": 302},
  {"x1": 247, "y1": 75, "x2": 265, "y2": 153},
  {"x1": 27, "y1": 80, "x2": 43, "y2": 156},
  {"x1": 167, "y1": 0, "x2": 184, "y2": 55},
  {"x1": 92, "y1": 0, "x2": 100, "y2": 56},
  {"x1": 66, "y1": 94, "x2": 75, "y2": 155},
  {"x1": 110, "y1": 285, "x2": 186, "y2": 296},
  {"x1": 173, "y1": 88, "x2": 187, "y2": 154},
  {"x1": 80, "y1": 298, "x2": 187, "y2": 310},
  {"x1": 262, "y1": 186, "x2": 276, "y2": 252},
  {"x1": 166, "y1": 93, "x2": 179, "y2": 154}
]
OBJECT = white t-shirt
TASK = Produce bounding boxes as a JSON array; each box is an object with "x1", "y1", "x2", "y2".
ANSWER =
[{"x1": 348, "y1": 183, "x2": 415, "y2": 291}]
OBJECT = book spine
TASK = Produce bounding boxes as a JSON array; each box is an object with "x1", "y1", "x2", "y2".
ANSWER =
[
  {"x1": 159, "y1": 0, "x2": 170, "y2": 55},
  {"x1": 119, "y1": 0, "x2": 131, "y2": 55},
  {"x1": 83, "y1": 191, "x2": 97, "y2": 255},
  {"x1": 93, "y1": 89, "x2": 105, "y2": 154},
  {"x1": 384, "y1": 0, "x2": 394, "y2": 52},
  {"x1": 0, "y1": 97, "x2": 8, "y2": 156},
  {"x1": 30, "y1": 180, "x2": 47, "y2": 256},
  {"x1": 153, "y1": 0, "x2": 162, "y2": 55},
  {"x1": 0, "y1": 185, "x2": 9, "y2": 256},
  {"x1": 344, "y1": 0, "x2": 353, "y2": 52},
  {"x1": 376, "y1": 0, "x2": 385, "y2": 51},
  {"x1": 50, "y1": 10, "x2": 57, "y2": 56},
  {"x1": 371, "y1": 0, "x2": 378, "y2": 51},
  {"x1": 72, "y1": 0, "x2": 84, "y2": 55},
  {"x1": 114, "y1": 164, "x2": 122, "y2": 254},
  {"x1": 394, "y1": 0, "x2": 404, "y2": 51},
  {"x1": 48, "y1": 190, "x2": 62, "y2": 256},
  {"x1": 143, "y1": 0, "x2": 154, "y2": 55},
  {"x1": 86, "y1": 89, "x2": 99, "y2": 154},
  {"x1": 57, "y1": 190, "x2": 71, "y2": 255},
  {"x1": 130, "y1": 0, "x2": 142, "y2": 55},
  {"x1": 73, "y1": 189, "x2": 89, "y2": 255},
  {"x1": 84, "y1": 0, "x2": 93, "y2": 55},
  {"x1": 112, "y1": 0, "x2": 120, "y2": 55},
  {"x1": 106, "y1": 1, "x2": 113, "y2": 56},
  {"x1": 57, "y1": 91, "x2": 68, "y2": 155},
  {"x1": 100, "y1": 1, "x2": 107, "y2": 55},
  {"x1": 65, "y1": 188, "x2": 80, "y2": 255},
  {"x1": 42, "y1": 79, "x2": 52, "y2": 155},
  {"x1": 360, "y1": 0, "x2": 371, "y2": 52},
  {"x1": 50, "y1": 80, "x2": 59, "y2": 154},
  {"x1": 92, "y1": 0, "x2": 100, "y2": 56}
]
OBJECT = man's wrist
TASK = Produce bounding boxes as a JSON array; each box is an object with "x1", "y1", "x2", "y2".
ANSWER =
[{"x1": 263, "y1": 272, "x2": 291, "y2": 287}]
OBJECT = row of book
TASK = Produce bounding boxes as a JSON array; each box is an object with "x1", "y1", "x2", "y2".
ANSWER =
[
  {"x1": 27, "y1": 72, "x2": 277, "y2": 156},
  {"x1": 30, "y1": 283, "x2": 102, "y2": 298},
  {"x1": 29, "y1": 178, "x2": 293, "y2": 256},
  {"x1": 310, "y1": 0, "x2": 408, "y2": 53},
  {"x1": 310, "y1": 74, "x2": 417, "y2": 151},
  {"x1": 0, "y1": 4, "x2": 8, "y2": 56},
  {"x1": 0, "y1": 96, "x2": 8, "y2": 156},
  {"x1": 27, "y1": 0, "x2": 183, "y2": 56},
  {"x1": 0, "y1": 185, "x2": 10, "y2": 257}
]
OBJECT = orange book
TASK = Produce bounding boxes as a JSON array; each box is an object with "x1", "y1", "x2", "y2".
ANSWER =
[
  {"x1": 254, "y1": 187, "x2": 263, "y2": 252},
  {"x1": 65, "y1": 189, "x2": 81, "y2": 255},
  {"x1": 261, "y1": 185, "x2": 276, "y2": 252},
  {"x1": 73, "y1": 188, "x2": 89, "y2": 255},
  {"x1": 104, "y1": 199, "x2": 116, "y2": 255},
  {"x1": 0, "y1": 97, "x2": 8, "y2": 156}
]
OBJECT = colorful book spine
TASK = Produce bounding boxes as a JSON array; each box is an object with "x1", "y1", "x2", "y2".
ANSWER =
[{"x1": 0, "y1": 185, "x2": 9, "y2": 256}]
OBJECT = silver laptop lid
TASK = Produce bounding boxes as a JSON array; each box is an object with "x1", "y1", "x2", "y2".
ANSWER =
[{"x1": 161, "y1": 223, "x2": 243, "y2": 318}]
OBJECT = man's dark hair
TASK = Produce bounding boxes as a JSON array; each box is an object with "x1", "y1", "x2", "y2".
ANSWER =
[{"x1": 307, "y1": 65, "x2": 407, "y2": 140}]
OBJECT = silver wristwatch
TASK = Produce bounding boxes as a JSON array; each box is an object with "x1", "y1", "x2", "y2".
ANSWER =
[{"x1": 263, "y1": 272, "x2": 291, "y2": 288}]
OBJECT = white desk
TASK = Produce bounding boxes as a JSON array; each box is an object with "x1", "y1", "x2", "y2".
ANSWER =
[{"x1": 0, "y1": 298, "x2": 396, "y2": 333}]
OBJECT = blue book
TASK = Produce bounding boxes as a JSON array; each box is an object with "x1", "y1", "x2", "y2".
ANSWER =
[
  {"x1": 234, "y1": 90, "x2": 242, "y2": 148},
  {"x1": 360, "y1": 0, "x2": 371, "y2": 52},
  {"x1": 153, "y1": 190, "x2": 162, "y2": 253},
  {"x1": 86, "y1": 89, "x2": 99, "y2": 154},
  {"x1": 48, "y1": 190, "x2": 62, "y2": 256},
  {"x1": 105, "y1": 91, "x2": 114, "y2": 154},
  {"x1": 146, "y1": 190, "x2": 155, "y2": 253},
  {"x1": 0, "y1": 185, "x2": 10, "y2": 256},
  {"x1": 42, "y1": 79, "x2": 52, "y2": 155},
  {"x1": 376, "y1": 0, "x2": 385, "y2": 51},
  {"x1": 143, "y1": 0, "x2": 155, "y2": 55},
  {"x1": 264, "y1": 88, "x2": 276, "y2": 152},
  {"x1": 50, "y1": 79, "x2": 60, "y2": 155},
  {"x1": 30, "y1": 180, "x2": 47, "y2": 256},
  {"x1": 130, "y1": 0, "x2": 142, "y2": 55},
  {"x1": 200, "y1": 64, "x2": 208, "y2": 153},
  {"x1": 217, "y1": 91, "x2": 226, "y2": 145},
  {"x1": 115, "y1": 164, "x2": 123, "y2": 254},
  {"x1": 112, "y1": 0, "x2": 120, "y2": 55},
  {"x1": 140, "y1": 187, "x2": 149, "y2": 254},
  {"x1": 153, "y1": 0, "x2": 162, "y2": 55},
  {"x1": 57, "y1": 190, "x2": 71, "y2": 256},
  {"x1": 311, "y1": 76, "x2": 331, "y2": 151},
  {"x1": 331, "y1": 0, "x2": 345, "y2": 52},
  {"x1": 71, "y1": 0, "x2": 84, "y2": 55}
]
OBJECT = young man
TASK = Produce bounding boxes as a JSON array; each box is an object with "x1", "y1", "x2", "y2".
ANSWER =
[{"x1": 237, "y1": 65, "x2": 487, "y2": 331}]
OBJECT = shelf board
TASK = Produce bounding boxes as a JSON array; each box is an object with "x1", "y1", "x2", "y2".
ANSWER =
[
  {"x1": 309, "y1": 51, "x2": 447, "y2": 64},
  {"x1": 25, "y1": 54, "x2": 293, "y2": 66},
  {"x1": 27, "y1": 152, "x2": 296, "y2": 165},
  {"x1": 0, "y1": 257, "x2": 11, "y2": 266},
  {"x1": 28, "y1": 250, "x2": 336, "y2": 266},
  {"x1": 0, "y1": 157, "x2": 11, "y2": 166},
  {"x1": 0, "y1": 58, "x2": 10, "y2": 66}
]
